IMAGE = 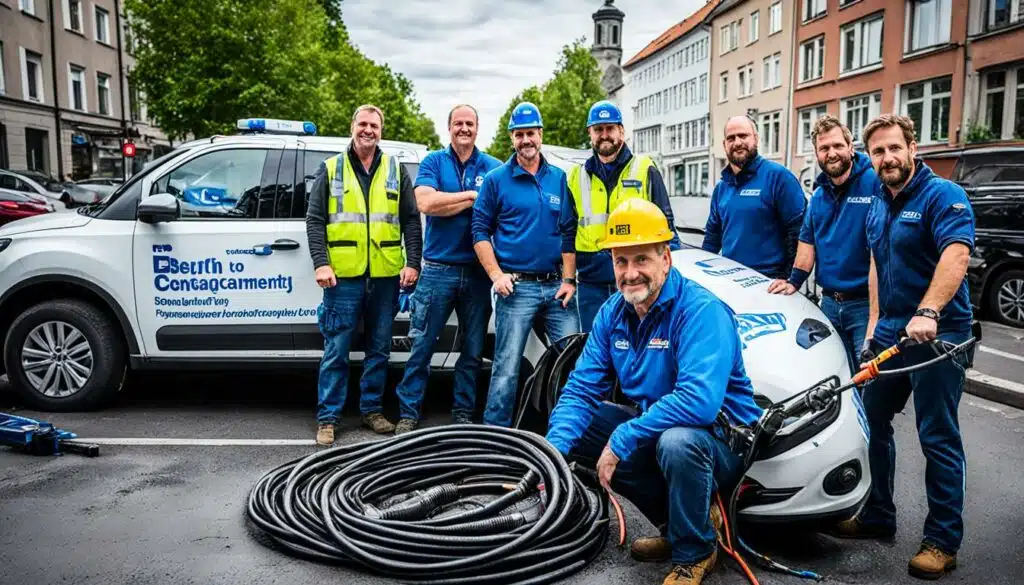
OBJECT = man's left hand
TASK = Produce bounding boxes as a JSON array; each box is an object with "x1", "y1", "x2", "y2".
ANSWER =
[
  {"x1": 767, "y1": 279, "x2": 797, "y2": 295},
  {"x1": 596, "y1": 444, "x2": 619, "y2": 490},
  {"x1": 555, "y1": 282, "x2": 576, "y2": 307},
  {"x1": 905, "y1": 314, "x2": 938, "y2": 343},
  {"x1": 400, "y1": 267, "x2": 419, "y2": 288}
]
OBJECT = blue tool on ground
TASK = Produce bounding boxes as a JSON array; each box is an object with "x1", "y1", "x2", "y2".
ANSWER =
[{"x1": 0, "y1": 412, "x2": 99, "y2": 457}]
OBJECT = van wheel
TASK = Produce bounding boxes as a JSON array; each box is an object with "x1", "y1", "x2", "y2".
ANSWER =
[
  {"x1": 3, "y1": 299, "x2": 126, "y2": 411},
  {"x1": 987, "y1": 268, "x2": 1024, "y2": 329}
]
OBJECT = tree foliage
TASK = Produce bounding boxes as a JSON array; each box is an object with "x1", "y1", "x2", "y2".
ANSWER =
[
  {"x1": 486, "y1": 38, "x2": 606, "y2": 160},
  {"x1": 124, "y1": 0, "x2": 440, "y2": 149}
]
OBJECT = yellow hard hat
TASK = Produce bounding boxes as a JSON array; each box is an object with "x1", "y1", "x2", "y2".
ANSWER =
[{"x1": 598, "y1": 198, "x2": 674, "y2": 250}]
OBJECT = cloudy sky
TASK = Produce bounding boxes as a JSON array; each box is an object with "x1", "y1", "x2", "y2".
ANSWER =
[{"x1": 342, "y1": 0, "x2": 708, "y2": 150}]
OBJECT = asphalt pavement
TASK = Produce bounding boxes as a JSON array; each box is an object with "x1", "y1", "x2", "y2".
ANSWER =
[
  {"x1": 2, "y1": 366, "x2": 1024, "y2": 585},
  {"x1": 965, "y1": 321, "x2": 1024, "y2": 409}
]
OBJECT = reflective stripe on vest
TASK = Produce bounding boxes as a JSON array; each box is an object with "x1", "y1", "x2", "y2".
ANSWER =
[
  {"x1": 576, "y1": 159, "x2": 646, "y2": 228},
  {"x1": 324, "y1": 152, "x2": 404, "y2": 278},
  {"x1": 569, "y1": 155, "x2": 653, "y2": 253}
]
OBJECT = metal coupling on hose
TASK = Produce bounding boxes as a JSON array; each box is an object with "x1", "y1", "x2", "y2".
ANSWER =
[{"x1": 370, "y1": 483, "x2": 461, "y2": 521}]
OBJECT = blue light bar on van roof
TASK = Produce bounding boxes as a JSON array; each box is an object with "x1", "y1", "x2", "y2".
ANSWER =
[{"x1": 236, "y1": 118, "x2": 317, "y2": 135}]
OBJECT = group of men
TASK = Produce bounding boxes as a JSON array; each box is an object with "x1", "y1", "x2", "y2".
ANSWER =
[{"x1": 305, "y1": 100, "x2": 976, "y2": 585}]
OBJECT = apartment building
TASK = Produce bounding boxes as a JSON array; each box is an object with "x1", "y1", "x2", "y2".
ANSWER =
[
  {"x1": 961, "y1": 0, "x2": 1024, "y2": 142},
  {"x1": 708, "y1": 0, "x2": 796, "y2": 175},
  {"x1": 0, "y1": 0, "x2": 170, "y2": 180},
  {"x1": 788, "y1": 0, "x2": 969, "y2": 180}
]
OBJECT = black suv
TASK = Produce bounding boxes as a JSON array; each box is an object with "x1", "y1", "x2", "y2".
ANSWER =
[{"x1": 964, "y1": 184, "x2": 1024, "y2": 328}]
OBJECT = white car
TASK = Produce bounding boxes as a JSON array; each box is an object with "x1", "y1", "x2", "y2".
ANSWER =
[{"x1": 0, "y1": 123, "x2": 868, "y2": 525}]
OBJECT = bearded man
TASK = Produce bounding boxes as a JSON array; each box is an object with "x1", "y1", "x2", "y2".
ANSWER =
[
  {"x1": 559, "y1": 100, "x2": 681, "y2": 332},
  {"x1": 546, "y1": 198, "x2": 763, "y2": 585},
  {"x1": 702, "y1": 115, "x2": 807, "y2": 280},
  {"x1": 768, "y1": 114, "x2": 879, "y2": 375}
]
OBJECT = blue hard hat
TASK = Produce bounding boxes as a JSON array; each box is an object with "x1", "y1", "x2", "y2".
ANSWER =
[
  {"x1": 507, "y1": 102, "x2": 544, "y2": 131},
  {"x1": 587, "y1": 100, "x2": 622, "y2": 127}
]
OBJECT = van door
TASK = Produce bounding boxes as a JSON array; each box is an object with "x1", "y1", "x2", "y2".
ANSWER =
[{"x1": 132, "y1": 142, "x2": 310, "y2": 361}]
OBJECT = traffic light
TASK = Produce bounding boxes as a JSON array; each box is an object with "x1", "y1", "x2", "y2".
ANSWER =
[{"x1": 122, "y1": 140, "x2": 137, "y2": 158}]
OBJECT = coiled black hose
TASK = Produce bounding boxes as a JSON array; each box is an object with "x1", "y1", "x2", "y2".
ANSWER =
[{"x1": 245, "y1": 424, "x2": 610, "y2": 585}]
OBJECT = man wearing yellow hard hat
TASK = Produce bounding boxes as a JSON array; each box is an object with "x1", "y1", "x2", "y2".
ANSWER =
[{"x1": 545, "y1": 198, "x2": 763, "y2": 585}]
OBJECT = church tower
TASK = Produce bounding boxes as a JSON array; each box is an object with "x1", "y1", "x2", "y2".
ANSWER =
[{"x1": 590, "y1": 0, "x2": 625, "y2": 95}]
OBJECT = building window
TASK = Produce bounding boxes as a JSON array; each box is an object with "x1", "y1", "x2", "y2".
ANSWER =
[
  {"x1": 842, "y1": 92, "x2": 882, "y2": 144},
  {"x1": 738, "y1": 63, "x2": 753, "y2": 97},
  {"x1": 21, "y1": 48, "x2": 44, "y2": 103},
  {"x1": 769, "y1": 1, "x2": 783, "y2": 33},
  {"x1": 901, "y1": 76, "x2": 951, "y2": 143},
  {"x1": 686, "y1": 160, "x2": 710, "y2": 196},
  {"x1": 978, "y1": 67, "x2": 1024, "y2": 139},
  {"x1": 0, "y1": 42, "x2": 6, "y2": 96},
  {"x1": 95, "y1": 7, "x2": 110, "y2": 44},
  {"x1": 699, "y1": 73, "x2": 707, "y2": 103},
  {"x1": 720, "y1": 20, "x2": 741, "y2": 53},
  {"x1": 19, "y1": 0, "x2": 36, "y2": 15},
  {"x1": 64, "y1": 0, "x2": 83, "y2": 32},
  {"x1": 612, "y1": 25, "x2": 619, "y2": 45},
  {"x1": 749, "y1": 10, "x2": 760, "y2": 43},
  {"x1": 25, "y1": 128, "x2": 49, "y2": 173},
  {"x1": 97, "y1": 73, "x2": 111, "y2": 115},
  {"x1": 841, "y1": 13, "x2": 884, "y2": 73},
  {"x1": 800, "y1": 36, "x2": 825, "y2": 82},
  {"x1": 907, "y1": 0, "x2": 951, "y2": 53},
  {"x1": 720, "y1": 71, "x2": 729, "y2": 102},
  {"x1": 984, "y1": 71, "x2": 1006, "y2": 134},
  {"x1": 798, "y1": 105, "x2": 828, "y2": 153},
  {"x1": 986, "y1": 0, "x2": 1023, "y2": 30},
  {"x1": 759, "y1": 111, "x2": 782, "y2": 155},
  {"x1": 68, "y1": 64, "x2": 86, "y2": 111},
  {"x1": 804, "y1": 0, "x2": 827, "y2": 21}
]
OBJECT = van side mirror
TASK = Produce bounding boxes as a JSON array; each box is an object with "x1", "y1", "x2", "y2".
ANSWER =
[{"x1": 137, "y1": 193, "x2": 181, "y2": 223}]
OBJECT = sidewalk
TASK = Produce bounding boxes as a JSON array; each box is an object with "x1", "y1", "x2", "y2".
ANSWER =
[{"x1": 965, "y1": 321, "x2": 1024, "y2": 410}]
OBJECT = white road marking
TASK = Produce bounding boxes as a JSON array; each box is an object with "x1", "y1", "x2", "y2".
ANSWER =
[
  {"x1": 967, "y1": 370, "x2": 1024, "y2": 395},
  {"x1": 73, "y1": 438, "x2": 316, "y2": 446},
  {"x1": 978, "y1": 345, "x2": 1024, "y2": 363},
  {"x1": 966, "y1": 400, "x2": 1003, "y2": 414}
]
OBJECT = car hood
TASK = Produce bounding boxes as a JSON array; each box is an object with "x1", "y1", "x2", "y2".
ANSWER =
[
  {"x1": 671, "y1": 247, "x2": 851, "y2": 402},
  {"x1": 0, "y1": 209, "x2": 91, "y2": 236}
]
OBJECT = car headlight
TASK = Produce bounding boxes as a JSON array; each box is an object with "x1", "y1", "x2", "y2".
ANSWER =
[{"x1": 0, "y1": 238, "x2": 11, "y2": 253}]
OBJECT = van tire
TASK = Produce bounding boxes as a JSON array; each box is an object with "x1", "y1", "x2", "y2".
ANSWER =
[{"x1": 3, "y1": 299, "x2": 126, "y2": 412}]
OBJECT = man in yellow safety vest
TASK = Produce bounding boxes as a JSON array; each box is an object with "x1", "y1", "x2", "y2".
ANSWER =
[
  {"x1": 304, "y1": 104, "x2": 422, "y2": 446},
  {"x1": 559, "y1": 100, "x2": 681, "y2": 331}
]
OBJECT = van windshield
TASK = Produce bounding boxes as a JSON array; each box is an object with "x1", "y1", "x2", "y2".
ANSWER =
[{"x1": 82, "y1": 148, "x2": 194, "y2": 217}]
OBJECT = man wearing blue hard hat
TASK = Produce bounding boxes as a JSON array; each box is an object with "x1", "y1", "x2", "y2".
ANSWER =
[
  {"x1": 559, "y1": 100, "x2": 681, "y2": 331},
  {"x1": 472, "y1": 102, "x2": 581, "y2": 427}
]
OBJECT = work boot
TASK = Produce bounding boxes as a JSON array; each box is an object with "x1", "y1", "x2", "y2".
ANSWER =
[
  {"x1": 362, "y1": 412, "x2": 396, "y2": 434},
  {"x1": 908, "y1": 542, "x2": 956, "y2": 580},
  {"x1": 316, "y1": 424, "x2": 334, "y2": 446},
  {"x1": 633, "y1": 503, "x2": 723, "y2": 563},
  {"x1": 828, "y1": 516, "x2": 896, "y2": 542},
  {"x1": 452, "y1": 413, "x2": 474, "y2": 425},
  {"x1": 662, "y1": 550, "x2": 717, "y2": 585},
  {"x1": 395, "y1": 418, "x2": 417, "y2": 435}
]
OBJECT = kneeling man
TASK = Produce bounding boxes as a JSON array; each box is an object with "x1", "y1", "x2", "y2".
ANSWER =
[{"x1": 545, "y1": 199, "x2": 763, "y2": 585}]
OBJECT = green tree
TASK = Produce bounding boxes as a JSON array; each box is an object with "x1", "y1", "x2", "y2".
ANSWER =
[{"x1": 487, "y1": 38, "x2": 606, "y2": 160}]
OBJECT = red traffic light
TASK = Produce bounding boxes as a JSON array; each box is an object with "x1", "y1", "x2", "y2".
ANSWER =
[{"x1": 122, "y1": 141, "x2": 137, "y2": 157}]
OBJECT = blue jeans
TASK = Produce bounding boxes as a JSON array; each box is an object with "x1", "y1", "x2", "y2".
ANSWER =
[
  {"x1": 566, "y1": 402, "x2": 744, "y2": 564},
  {"x1": 577, "y1": 281, "x2": 617, "y2": 332},
  {"x1": 316, "y1": 276, "x2": 399, "y2": 424},
  {"x1": 395, "y1": 260, "x2": 492, "y2": 422},
  {"x1": 484, "y1": 278, "x2": 580, "y2": 427},
  {"x1": 820, "y1": 296, "x2": 870, "y2": 377},
  {"x1": 859, "y1": 329, "x2": 973, "y2": 553}
]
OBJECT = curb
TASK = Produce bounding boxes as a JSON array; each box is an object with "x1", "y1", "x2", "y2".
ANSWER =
[{"x1": 965, "y1": 370, "x2": 1024, "y2": 411}]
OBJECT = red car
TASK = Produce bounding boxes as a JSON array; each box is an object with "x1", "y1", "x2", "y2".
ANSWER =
[{"x1": 0, "y1": 188, "x2": 54, "y2": 225}]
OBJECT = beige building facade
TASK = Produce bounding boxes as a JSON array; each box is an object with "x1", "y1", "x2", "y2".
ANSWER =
[
  {"x1": 707, "y1": 0, "x2": 796, "y2": 176},
  {"x1": 0, "y1": 0, "x2": 170, "y2": 180}
]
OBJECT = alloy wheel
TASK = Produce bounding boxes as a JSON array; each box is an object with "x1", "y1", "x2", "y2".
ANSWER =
[{"x1": 20, "y1": 320, "x2": 94, "y2": 397}]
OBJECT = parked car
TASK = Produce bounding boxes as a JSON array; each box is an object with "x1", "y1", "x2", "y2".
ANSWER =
[
  {"x1": 964, "y1": 184, "x2": 1024, "y2": 328},
  {"x1": 920, "y1": 143, "x2": 1024, "y2": 187},
  {"x1": 0, "y1": 188, "x2": 54, "y2": 225},
  {"x1": 0, "y1": 169, "x2": 71, "y2": 209}
]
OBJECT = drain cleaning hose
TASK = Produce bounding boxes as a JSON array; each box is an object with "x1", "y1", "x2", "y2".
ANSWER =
[{"x1": 245, "y1": 425, "x2": 610, "y2": 585}]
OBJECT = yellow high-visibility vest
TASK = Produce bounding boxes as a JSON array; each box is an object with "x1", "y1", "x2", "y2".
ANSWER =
[
  {"x1": 567, "y1": 155, "x2": 655, "y2": 252},
  {"x1": 324, "y1": 152, "x2": 404, "y2": 277}
]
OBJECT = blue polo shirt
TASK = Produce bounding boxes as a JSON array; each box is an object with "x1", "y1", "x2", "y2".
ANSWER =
[
  {"x1": 799, "y1": 151, "x2": 878, "y2": 293},
  {"x1": 415, "y1": 145, "x2": 502, "y2": 264},
  {"x1": 471, "y1": 154, "x2": 568, "y2": 274},
  {"x1": 545, "y1": 268, "x2": 763, "y2": 461},
  {"x1": 559, "y1": 145, "x2": 683, "y2": 284},
  {"x1": 702, "y1": 155, "x2": 807, "y2": 279},
  {"x1": 865, "y1": 160, "x2": 975, "y2": 345}
]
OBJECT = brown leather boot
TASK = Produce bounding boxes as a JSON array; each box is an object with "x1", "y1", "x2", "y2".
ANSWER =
[
  {"x1": 908, "y1": 542, "x2": 956, "y2": 580},
  {"x1": 394, "y1": 418, "x2": 417, "y2": 435},
  {"x1": 362, "y1": 412, "x2": 396, "y2": 434},
  {"x1": 315, "y1": 424, "x2": 334, "y2": 446},
  {"x1": 662, "y1": 550, "x2": 717, "y2": 585},
  {"x1": 632, "y1": 502, "x2": 724, "y2": 563},
  {"x1": 829, "y1": 517, "x2": 896, "y2": 542}
]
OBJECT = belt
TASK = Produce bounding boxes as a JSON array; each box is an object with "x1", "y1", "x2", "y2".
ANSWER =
[
  {"x1": 511, "y1": 271, "x2": 560, "y2": 282},
  {"x1": 821, "y1": 288, "x2": 869, "y2": 302}
]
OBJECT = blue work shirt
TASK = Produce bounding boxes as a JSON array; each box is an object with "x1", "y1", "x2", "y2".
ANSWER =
[
  {"x1": 545, "y1": 269, "x2": 763, "y2": 461},
  {"x1": 865, "y1": 160, "x2": 975, "y2": 345},
  {"x1": 799, "y1": 151, "x2": 878, "y2": 293},
  {"x1": 415, "y1": 145, "x2": 502, "y2": 264},
  {"x1": 702, "y1": 155, "x2": 807, "y2": 279},
  {"x1": 472, "y1": 153, "x2": 569, "y2": 274},
  {"x1": 559, "y1": 146, "x2": 683, "y2": 284}
]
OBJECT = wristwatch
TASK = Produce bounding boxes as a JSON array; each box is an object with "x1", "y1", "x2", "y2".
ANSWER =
[
  {"x1": 914, "y1": 308, "x2": 940, "y2": 321},
  {"x1": 562, "y1": 277, "x2": 577, "y2": 286}
]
